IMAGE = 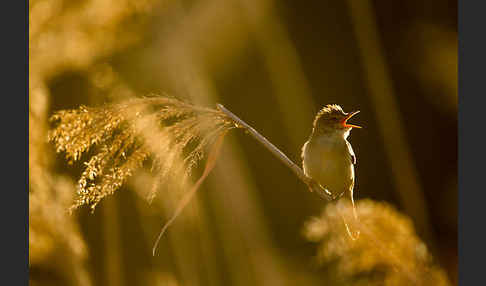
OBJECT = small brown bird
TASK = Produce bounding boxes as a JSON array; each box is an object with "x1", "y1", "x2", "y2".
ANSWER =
[{"x1": 301, "y1": 104, "x2": 361, "y2": 238}]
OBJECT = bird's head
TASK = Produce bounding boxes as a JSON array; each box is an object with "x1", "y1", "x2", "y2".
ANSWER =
[{"x1": 312, "y1": 104, "x2": 361, "y2": 137}]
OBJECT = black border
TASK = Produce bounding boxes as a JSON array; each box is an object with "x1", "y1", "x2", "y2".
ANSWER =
[
  {"x1": 458, "y1": 1, "x2": 485, "y2": 285},
  {"x1": 3, "y1": 0, "x2": 28, "y2": 284}
]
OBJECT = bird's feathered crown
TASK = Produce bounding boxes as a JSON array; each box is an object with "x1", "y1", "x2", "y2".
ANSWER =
[{"x1": 313, "y1": 104, "x2": 346, "y2": 128}]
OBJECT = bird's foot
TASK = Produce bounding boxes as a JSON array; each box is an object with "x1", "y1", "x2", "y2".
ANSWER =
[
  {"x1": 305, "y1": 177, "x2": 333, "y2": 200},
  {"x1": 331, "y1": 191, "x2": 345, "y2": 201},
  {"x1": 305, "y1": 177, "x2": 319, "y2": 192}
]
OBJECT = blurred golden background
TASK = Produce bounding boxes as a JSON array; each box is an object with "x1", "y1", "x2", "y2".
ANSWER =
[{"x1": 29, "y1": 0, "x2": 457, "y2": 285}]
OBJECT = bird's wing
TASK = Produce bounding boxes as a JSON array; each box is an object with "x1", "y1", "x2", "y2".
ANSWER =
[{"x1": 346, "y1": 141, "x2": 356, "y2": 165}]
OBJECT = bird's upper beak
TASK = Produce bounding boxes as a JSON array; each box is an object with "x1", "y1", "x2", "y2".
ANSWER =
[{"x1": 342, "y1": 111, "x2": 362, "y2": 129}]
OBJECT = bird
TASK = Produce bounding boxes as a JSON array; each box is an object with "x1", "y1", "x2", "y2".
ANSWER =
[{"x1": 301, "y1": 104, "x2": 361, "y2": 238}]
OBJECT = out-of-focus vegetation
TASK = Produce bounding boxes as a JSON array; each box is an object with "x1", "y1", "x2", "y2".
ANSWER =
[
  {"x1": 29, "y1": 0, "x2": 457, "y2": 285},
  {"x1": 305, "y1": 199, "x2": 450, "y2": 285}
]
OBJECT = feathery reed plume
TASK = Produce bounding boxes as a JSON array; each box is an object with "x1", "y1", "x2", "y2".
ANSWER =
[
  {"x1": 304, "y1": 199, "x2": 450, "y2": 286},
  {"x1": 49, "y1": 95, "x2": 234, "y2": 213}
]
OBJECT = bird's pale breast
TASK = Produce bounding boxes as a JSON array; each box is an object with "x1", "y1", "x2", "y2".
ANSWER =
[{"x1": 302, "y1": 136, "x2": 354, "y2": 197}]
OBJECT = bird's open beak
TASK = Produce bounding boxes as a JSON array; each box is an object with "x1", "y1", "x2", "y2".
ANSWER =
[{"x1": 342, "y1": 111, "x2": 362, "y2": 129}]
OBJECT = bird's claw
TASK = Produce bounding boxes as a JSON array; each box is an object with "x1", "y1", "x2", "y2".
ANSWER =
[
  {"x1": 305, "y1": 177, "x2": 334, "y2": 201},
  {"x1": 331, "y1": 191, "x2": 345, "y2": 201},
  {"x1": 305, "y1": 177, "x2": 319, "y2": 192}
]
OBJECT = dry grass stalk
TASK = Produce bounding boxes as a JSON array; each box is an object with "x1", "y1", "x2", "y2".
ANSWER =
[{"x1": 49, "y1": 96, "x2": 332, "y2": 218}]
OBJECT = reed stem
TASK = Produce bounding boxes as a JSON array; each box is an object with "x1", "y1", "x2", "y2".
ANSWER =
[{"x1": 216, "y1": 104, "x2": 331, "y2": 201}]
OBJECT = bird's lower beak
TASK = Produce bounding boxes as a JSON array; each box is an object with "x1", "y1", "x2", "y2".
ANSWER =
[{"x1": 342, "y1": 111, "x2": 362, "y2": 129}]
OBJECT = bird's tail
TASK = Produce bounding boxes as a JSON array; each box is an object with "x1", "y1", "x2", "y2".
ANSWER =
[{"x1": 336, "y1": 195, "x2": 360, "y2": 240}]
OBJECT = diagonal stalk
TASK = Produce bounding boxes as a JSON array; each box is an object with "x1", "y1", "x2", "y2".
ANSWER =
[{"x1": 216, "y1": 104, "x2": 332, "y2": 201}]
